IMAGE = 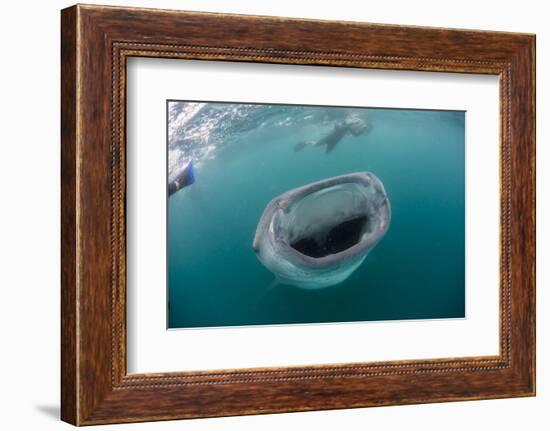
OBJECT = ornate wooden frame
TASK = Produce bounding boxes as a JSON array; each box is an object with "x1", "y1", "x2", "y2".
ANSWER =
[{"x1": 61, "y1": 4, "x2": 535, "y2": 425}]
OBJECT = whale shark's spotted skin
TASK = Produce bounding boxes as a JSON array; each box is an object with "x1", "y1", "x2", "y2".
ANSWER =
[{"x1": 253, "y1": 172, "x2": 391, "y2": 289}]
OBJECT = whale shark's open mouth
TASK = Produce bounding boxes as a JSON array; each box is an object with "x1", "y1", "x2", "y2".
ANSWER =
[
  {"x1": 253, "y1": 172, "x2": 390, "y2": 289},
  {"x1": 281, "y1": 182, "x2": 374, "y2": 259},
  {"x1": 290, "y1": 215, "x2": 368, "y2": 258}
]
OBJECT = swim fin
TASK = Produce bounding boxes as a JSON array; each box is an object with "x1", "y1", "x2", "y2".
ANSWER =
[
  {"x1": 294, "y1": 141, "x2": 307, "y2": 152},
  {"x1": 168, "y1": 160, "x2": 195, "y2": 196},
  {"x1": 184, "y1": 160, "x2": 195, "y2": 186},
  {"x1": 294, "y1": 141, "x2": 315, "y2": 152}
]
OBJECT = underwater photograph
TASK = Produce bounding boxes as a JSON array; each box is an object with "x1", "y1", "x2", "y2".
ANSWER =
[{"x1": 167, "y1": 100, "x2": 465, "y2": 329}]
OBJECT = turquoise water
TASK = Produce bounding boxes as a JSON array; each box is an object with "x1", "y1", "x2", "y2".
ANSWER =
[{"x1": 167, "y1": 102, "x2": 465, "y2": 329}]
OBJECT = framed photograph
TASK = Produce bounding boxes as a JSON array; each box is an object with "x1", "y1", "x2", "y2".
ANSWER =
[{"x1": 61, "y1": 4, "x2": 536, "y2": 425}]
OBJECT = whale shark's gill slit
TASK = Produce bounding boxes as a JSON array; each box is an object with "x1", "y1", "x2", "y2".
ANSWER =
[{"x1": 290, "y1": 215, "x2": 368, "y2": 258}]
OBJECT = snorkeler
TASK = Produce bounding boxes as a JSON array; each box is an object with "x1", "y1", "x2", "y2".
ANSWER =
[
  {"x1": 168, "y1": 160, "x2": 195, "y2": 196},
  {"x1": 294, "y1": 114, "x2": 371, "y2": 154}
]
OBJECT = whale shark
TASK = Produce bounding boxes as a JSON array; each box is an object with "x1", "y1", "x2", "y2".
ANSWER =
[{"x1": 252, "y1": 172, "x2": 391, "y2": 289}]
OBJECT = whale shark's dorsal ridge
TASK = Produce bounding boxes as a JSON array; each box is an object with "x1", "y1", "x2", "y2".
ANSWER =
[{"x1": 253, "y1": 172, "x2": 391, "y2": 289}]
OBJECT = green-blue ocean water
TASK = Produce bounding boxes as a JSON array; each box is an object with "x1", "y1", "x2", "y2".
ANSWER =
[{"x1": 168, "y1": 102, "x2": 465, "y2": 329}]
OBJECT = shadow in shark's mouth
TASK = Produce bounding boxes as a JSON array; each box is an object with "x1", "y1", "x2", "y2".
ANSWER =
[
  {"x1": 290, "y1": 215, "x2": 368, "y2": 258},
  {"x1": 253, "y1": 172, "x2": 391, "y2": 289}
]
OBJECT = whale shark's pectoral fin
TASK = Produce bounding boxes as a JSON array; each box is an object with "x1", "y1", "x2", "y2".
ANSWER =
[
  {"x1": 257, "y1": 277, "x2": 283, "y2": 305},
  {"x1": 267, "y1": 278, "x2": 280, "y2": 291}
]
